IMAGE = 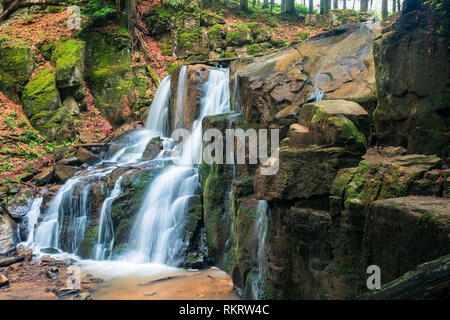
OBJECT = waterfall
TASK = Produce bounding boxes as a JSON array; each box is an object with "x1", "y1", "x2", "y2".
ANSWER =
[
  {"x1": 248, "y1": 200, "x2": 269, "y2": 299},
  {"x1": 94, "y1": 176, "x2": 123, "y2": 260},
  {"x1": 126, "y1": 68, "x2": 231, "y2": 265},
  {"x1": 31, "y1": 77, "x2": 173, "y2": 257},
  {"x1": 21, "y1": 197, "x2": 43, "y2": 246},
  {"x1": 29, "y1": 66, "x2": 230, "y2": 269},
  {"x1": 146, "y1": 76, "x2": 171, "y2": 136}
]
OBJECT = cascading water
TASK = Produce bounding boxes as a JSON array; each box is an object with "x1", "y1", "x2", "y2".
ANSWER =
[
  {"x1": 28, "y1": 67, "x2": 231, "y2": 271},
  {"x1": 126, "y1": 68, "x2": 231, "y2": 265}
]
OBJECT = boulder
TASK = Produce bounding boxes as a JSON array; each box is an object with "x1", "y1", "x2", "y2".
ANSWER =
[
  {"x1": 82, "y1": 27, "x2": 135, "y2": 127},
  {"x1": 51, "y1": 39, "x2": 85, "y2": 89},
  {"x1": 21, "y1": 68, "x2": 62, "y2": 141},
  {"x1": 0, "y1": 213, "x2": 18, "y2": 255},
  {"x1": 34, "y1": 167, "x2": 55, "y2": 186},
  {"x1": 247, "y1": 22, "x2": 272, "y2": 43},
  {"x1": 254, "y1": 145, "x2": 361, "y2": 201},
  {"x1": 142, "y1": 137, "x2": 163, "y2": 160},
  {"x1": 76, "y1": 147, "x2": 101, "y2": 165},
  {"x1": 54, "y1": 164, "x2": 79, "y2": 183},
  {"x1": 373, "y1": 0, "x2": 450, "y2": 157},
  {"x1": 232, "y1": 23, "x2": 378, "y2": 125},
  {"x1": 226, "y1": 24, "x2": 253, "y2": 46},
  {"x1": 0, "y1": 44, "x2": 34, "y2": 103},
  {"x1": 5, "y1": 189, "x2": 34, "y2": 220},
  {"x1": 363, "y1": 196, "x2": 450, "y2": 283}
]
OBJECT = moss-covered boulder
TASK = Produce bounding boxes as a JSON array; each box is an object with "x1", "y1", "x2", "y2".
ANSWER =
[
  {"x1": 207, "y1": 24, "x2": 225, "y2": 51},
  {"x1": 82, "y1": 28, "x2": 135, "y2": 127},
  {"x1": 226, "y1": 24, "x2": 253, "y2": 47},
  {"x1": 21, "y1": 68, "x2": 64, "y2": 141},
  {"x1": 247, "y1": 22, "x2": 272, "y2": 43},
  {"x1": 51, "y1": 38, "x2": 85, "y2": 89},
  {"x1": 0, "y1": 44, "x2": 34, "y2": 103}
]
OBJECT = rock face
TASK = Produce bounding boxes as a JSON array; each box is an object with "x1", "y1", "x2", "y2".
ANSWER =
[
  {"x1": 231, "y1": 23, "x2": 378, "y2": 128},
  {"x1": 373, "y1": 0, "x2": 450, "y2": 158},
  {"x1": 0, "y1": 44, "x2": 34, "y2": 103},
  {"x1": 51, "y1": 39, "x2": 85, "y2": 89},
  {"x1": 170, "y1": 64, "x2": 211, "y2": 131},
  {"x1": 0, "y1": 214, "x2": 17, "y2": 255},
  {"x1": 363, "y1": 196, "x2": 450, "y2": 283},
  {"x1": 82, "y1": 27, "x2": 135, "y2": 127}
]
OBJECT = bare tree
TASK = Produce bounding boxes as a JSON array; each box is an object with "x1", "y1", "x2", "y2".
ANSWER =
[
  {"x1": 334, "y1": 0, "x2": 338, "y2": 9},
  {"x1": 343, "y1": 0, "x2": 347, "y2": 9},
  {"x1": 382, "y1": 0, "x2": 388, "y2": 20},
  {"x1": 361, "y1": 0, "x2": 369, "y2": 12}
]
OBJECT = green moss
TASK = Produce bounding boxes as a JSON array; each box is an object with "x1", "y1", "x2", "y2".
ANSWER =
[
  {"x1": 226, "y1": 24, "x2": 253, "y2": 46},
  {"x1": 246, "y1": 43, "x2": 263, "y2": 55},
  {"x1": 0, "y1": 44, "x2": 34, "y2": 101},
  {"x1": 77, "y1": 226, "x2": 99, "y2": 259},
  {"x1": 22, "y1": 68, "x2": 61, "y2": 119},
  {"x1": 146, "y1": 65, "x2": 160, "y2": 86},
  {"x1": 51, "y1": 39, "x2": 85, "y2": 85}
]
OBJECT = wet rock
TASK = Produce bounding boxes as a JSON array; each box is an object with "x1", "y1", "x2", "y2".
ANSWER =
[
  {"x1": 5, "y1": 189, "x2": 34, "y2": 220},
  {"x1": 76, "y1": 147, "x2": 101, "y2": 165},
  {"x1": 57, "y1": 157, "x2": 83, "y2": 166},
  {"x1": 274, "y1": 105, "x2": 301, "y2": 126},
  {"x1": 54, "y1": 287, "x2": 80, "y2": 297},
  {"x1": 233, "y1": 23, "x2": 378, "y2": 125},
  {"x1": 363, "y1": 196, "x2": 450, "y2": 283},
  {"x1": 34, "y1": 166, "x2": 55, "y2": 186},
  {"x1": 45, "y1": 266, "x2": 59, "y2": 280},
  {"x1": 54, "y1": 164, "x2": 79, "y2": 183},
  {"x1": 0, "y1": 214, "x2": 18, "y2": 255},
  {"x1": 170, "y1": 64, "x2": 211, "y2": 131},
  {"x1": 51, "y1": 38, "x2": 85, "y2": 89},
  {"x1": 142, "y1": 137, "x2": 163, "y2": 160},
  {"x1": 0, "y1": 273, "x2": 9, "y2": 288},
  {"x1": 72, "y1": 292, "x2": 92, "y2": 300}
]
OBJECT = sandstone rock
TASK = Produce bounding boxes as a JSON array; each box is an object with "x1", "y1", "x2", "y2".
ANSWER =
[
  {"x1": 57, "y1": 157, "x2": 82, "y2": 167},
  {"x1": 233, "y1": 23, "x2": 377, "y2": 125},
  {"x1": 0, "y1": 273, "x2": 8, "y2": 288},
  {"x1": 254, "y1": 145, "x2": 361, "y2": 201},
  {"x1": 359, "y1": 254, "x2": 450, "y2": 300},
  {"x1": 274, "y1": 105, "x2": 301, "y2": 126},
  {"x1": 170, "y1": 64, "x2": 211, "y2": 131},
  {"x1": 0, "y1": 213, "x2": 18, "y2": 255},
  {"x1": 34, "y1": 166, "x2": 55, "y2": 186},
  {"x1": 373, "y1": 0, "x2": 450, "y2": 157},
  {"x1": 54, "y1": 164, "x2": 79, "y2": 183},
  {"x1": 142, "y1": 137, "x2": 163, "y2": 160},
  {"x1": 363, "y1": 196, "x2": 450, "y2": 283},
  {"x1": 76, "y1": 147, "x2": 101, "y2": 165}
]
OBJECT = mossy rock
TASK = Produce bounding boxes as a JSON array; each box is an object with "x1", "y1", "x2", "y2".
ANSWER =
[
  {"x1": 246, "y1": 43, "x2": 263, "y2": 56},
  {"x1": 82, "y1": 28, "x2": 135, "y2": 127},
  {"x1": 0, "y1": 44, "x2": 34, "y2": 103},
  {"x1": 22, "y1": 68, "x2": 62, "y2": 140},
  {"x1": 51, "y1": 38, "x2": 85, "y2": 88},
  {"x1": 226, "y1": 24, "x2": 253, "y2": 46},
  {"x1": 77, "y1": 226, "x2": 99, "y2": 259},
  {"x1": 246, "y1": 22, "x2": 272, "y2": 43}
]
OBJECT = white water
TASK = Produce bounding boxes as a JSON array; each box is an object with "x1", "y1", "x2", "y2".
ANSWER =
[
  {"x1": 126, "y1": 68, "x2": 231, "y2": 264},
  {"x1": 94, "y1": 176, "x2": 123, "y2": 260},
  {"x1": 26, "y1": 69, "x2": 231, "y2": 277},
  {"x1": 21, "y1": 197, "x2": 43, "y2": 246}
]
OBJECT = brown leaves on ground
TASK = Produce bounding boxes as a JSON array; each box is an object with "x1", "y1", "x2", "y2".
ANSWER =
[
  {"x1": 0, "y1": 92, "x2": 53, "y2": 182},
  {"x1": 137, "y1": 0, "x2": 163, "y2": 15},
  {"x1": 0, "y1": 11, "x2": 78, "y2": 47},
  {"x1": 75, "y1": 82, "x2": 114, "y2": 144}
]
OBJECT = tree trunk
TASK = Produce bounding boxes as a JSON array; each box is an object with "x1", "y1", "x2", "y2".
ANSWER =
[
  {"x1": 285, "y1": 0, "x2": 296, "y2": 15},
  {"x1": 361, "y1": 0, "x2": 369, "y2": 12},
  {"x1": 334, "y1": 0, "x2": 338, "y2": 9},
  {"x1": 262, "y1": 0, "x2": 269, "y2": 9},
  {"x1": 382, "y1": 0, "x2": 388, "y2": 20},
  {"x1": 397, "y1": 0, "x2": 401, "y2": 12},
  {"x1": 370, "y1": 0, "x2": 373, "y2": 11},
  {"x1": 392, "y1": 0, "x2": 396, "y2": 12},
  {"x1": 270, "y1": 0, "x2": 274, "y2": 12},
  {"x1": 309, "y1": 0, "x2": 314, "y2": 13},
  {"x1": 343, "y1": 0, "x2": 346, "y2": 9},
  {"x1": 240, "y1": 0, "x2": 249, "y2": 11}
]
